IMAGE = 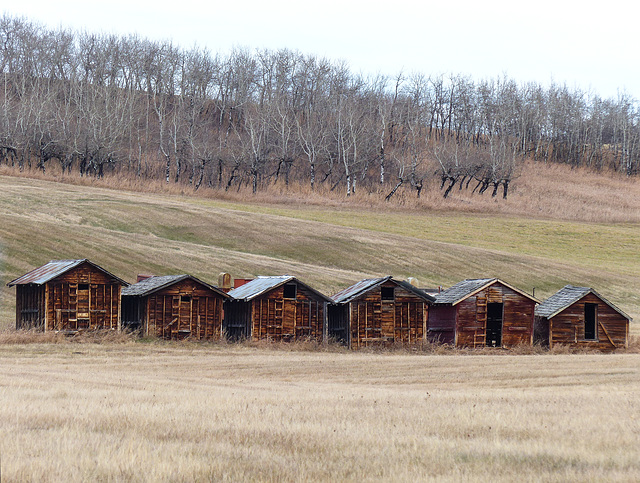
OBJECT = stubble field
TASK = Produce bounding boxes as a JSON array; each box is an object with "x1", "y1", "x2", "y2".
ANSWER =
[{"x1": 1, "y1": 341, "x2": 639, "y2": 482}]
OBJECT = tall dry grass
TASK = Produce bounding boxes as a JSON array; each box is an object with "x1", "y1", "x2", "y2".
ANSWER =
[
  {"x1": 2, "y1": 158, "x2": 639, "y2": 223},
  {"x1": 0, "y1": 344, "x2": 639, "y2": 482}
]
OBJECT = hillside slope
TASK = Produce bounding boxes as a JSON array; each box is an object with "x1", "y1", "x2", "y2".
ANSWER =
[{"x1": 1, "y1": 173, "x2": 639, "y2": 330}]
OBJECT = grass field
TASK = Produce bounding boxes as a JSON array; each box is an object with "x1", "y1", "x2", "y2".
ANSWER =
[
  {"x1": 0, "y1": 339, "x2": 639, "y2": 482},
  {"x1": 1, "y1": 166, "x2": 640, "y2": 481},
  {"x1": 1, "y1": 166, "x2": 639, "y2": 329}
]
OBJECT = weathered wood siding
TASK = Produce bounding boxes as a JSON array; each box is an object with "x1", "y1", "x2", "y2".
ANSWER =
[
  {"x1": 455, "y1": 284, "x2": 534, "y2": 347},
  {"x1": 547, "y1": 293, "x2": 629, "y2": 350},
  {"x1": 45, "y1": 263, "x2": 121, "y2": 331},
  {"x1": 427, "y1": 305, "x2": 456, "y2": 344},
  {"x1": 15, "y1": 284, "x2": 46, "y2": 329},
  {"x1": 347, "y1": 282, "x2": 428, "y2": 349},
  {"x1": 144, "y1": 279, "x2": 225, "y2": 340},
  {"x1": 433, "y1": 282, "x2": 535, "y2": 348},
  {"x1": 251, "y1": 284, "x2": 325, "y2": 342}
]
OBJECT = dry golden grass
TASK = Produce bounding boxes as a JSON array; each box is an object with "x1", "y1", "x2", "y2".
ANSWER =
[
  {"x1": 1, "y1": 342, "x2": 639, "y2": 482},
  {"x1": 2, "y1": 159, "x2": 639, "y2": 223}
]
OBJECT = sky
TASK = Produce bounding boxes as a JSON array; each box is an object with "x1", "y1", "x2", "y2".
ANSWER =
[{"x1": 3, "y1": 0, "x2": 639, "y2": 100}]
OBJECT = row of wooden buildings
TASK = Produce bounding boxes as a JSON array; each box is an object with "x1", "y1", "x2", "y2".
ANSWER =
[{"x1": 7, "y1": 259, "x2": 632, "y2": 351}]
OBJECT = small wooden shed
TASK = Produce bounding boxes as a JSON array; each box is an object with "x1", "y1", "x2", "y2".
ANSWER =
[
  {"x1": 121, "y1": 275, "x2": 230, "y2": 339},
  {"x1": 429, "y1": 278, "x2": 538, "y2": 348},
  {"x1": 328, "y1": 276, "x2": 435, "y2": 349},
  {"x1": 223, "y1": 276, "x2": 331, "y2": 342},
  {"x1": 7, "y1": 259, "x2": 127, "y2": 331},
  {"x1": 534, "y1": 285, "x2": 630, "y2": 350}
]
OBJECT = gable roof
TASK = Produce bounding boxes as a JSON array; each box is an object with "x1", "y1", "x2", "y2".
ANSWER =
[
  {"x1": 227, "y1": 275, "x2": 332, "y2": 303},
  {"x1": 535, "y1": 285, "x2": 632, "y2": 320},
  {"x1": 331, "y1": 276, "x2": 435, "y2": 304},
  {"x1": 122, "y1": 274, "x2": 230, "y2": 298},
  {"x1": 434, "y1": 278, "x2": 538, "y2": 305},
  {"x1": 7, "y1": 259, "x2": 128, "y2": 286}
]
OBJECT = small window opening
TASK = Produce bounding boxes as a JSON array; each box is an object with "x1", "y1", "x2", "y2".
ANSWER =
[
  {"x1": 78, "y1": 284, "x2": 89, "y2": 291},
  {"x1": 181, "y1": 295, "x2": 191, "y2": 303},
  {"x1": 584, "y1": 303, "x2": 597, "y2": 340},
  {"x1": 381, "y1": 287, "x2": 395, "y2": 301},
  {"x1": 283, "y1": 284, "x2": 297, "y2": 299}
]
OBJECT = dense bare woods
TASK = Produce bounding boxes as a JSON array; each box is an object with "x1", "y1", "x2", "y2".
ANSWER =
[{"x1": 1, "y1": 15, "x2": 639, "y2": 199}]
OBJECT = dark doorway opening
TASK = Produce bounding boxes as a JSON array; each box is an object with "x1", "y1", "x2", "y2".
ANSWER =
[
  {"x1": 585, "y1": 303, "x2": 597, "y2": 340},
  {"x1": 486, "y1": 302, "x2": 503, "y2": 347}
]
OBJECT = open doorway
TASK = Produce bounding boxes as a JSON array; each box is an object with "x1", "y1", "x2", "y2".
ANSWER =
[{"x1": 486, "y1": 302, "x2": 503, "y2": 347}]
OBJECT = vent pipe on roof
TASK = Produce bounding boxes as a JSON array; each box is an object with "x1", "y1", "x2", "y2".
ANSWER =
[{"x1": 218, "y1": 272, "x2": 233, "y2": 292}]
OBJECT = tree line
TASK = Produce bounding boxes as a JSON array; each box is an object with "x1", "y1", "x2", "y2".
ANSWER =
[{"x1": 1, "y1": 15, "x2": 639, "y2": 199}]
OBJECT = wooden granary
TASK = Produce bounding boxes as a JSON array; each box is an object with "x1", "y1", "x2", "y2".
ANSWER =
[
  {"x1": 534, "y1": 285, "x2": 630, "y2": 350},
  {"x1": 7, "y1": 259, "x2": 127, "y2": 332},
  {"x1": 328, "y1": 276, "x2": 435, "y2": 349},
  {"x1": 121, "y1": 274, "x2": 230, "y2": 339},
  {"x1": 223, "y1": 276, "x2": 331, "y2": 342},
  {"x1": 428, "y1": 278, "x2": 538, "y2": 348}
]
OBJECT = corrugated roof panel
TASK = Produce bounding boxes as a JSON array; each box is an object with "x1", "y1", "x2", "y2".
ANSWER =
[
  {"x1": 227, "y1": 276, "x2": 294, "y2": 301},
  {"x1": 122, "y1": 275, "x2": 190, "y2": 297},
  {"x1": 122, "y1": 274, "x2": 230, "y2": 298},
  {"x1": 7, "y1": 259, "x2": 86, "y2": 286},
  {"x1": 331, "y1": 277, "x2": 390, "y2": 304},
  {"x1": 7, "y1": 259, "x2": 128, "y2": 287}
]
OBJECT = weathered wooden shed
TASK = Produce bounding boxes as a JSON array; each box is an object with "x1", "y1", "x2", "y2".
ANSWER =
[
  {"x1": 7, "y1": 259, "x2": 127, "y2": 332},
  {"x1": 121, "y1": 275, "x2": 230, "y2": 339},
  {"x1": 429, "y1": 278, "x2": 538, "y2": 348},
  {"x1": 328, "y1": 276, "x2": 435, "y2": 349},
  {"x1": 534, "y1": 285, "x2": 630, "y2": 350},
  {"x1": 224, "y1": 276, "x2": 331, "y2": 342}
]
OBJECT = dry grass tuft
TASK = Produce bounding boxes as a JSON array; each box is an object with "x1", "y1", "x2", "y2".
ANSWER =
[{"x1": 0, "y1": 329, "x2": 138, "y2": 345}]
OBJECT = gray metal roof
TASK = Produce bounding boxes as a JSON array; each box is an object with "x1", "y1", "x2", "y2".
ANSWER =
[
  {"x1": 331, "y1": 276, "x2": 436, "y2": 304},
  {"x1": 227, "y1": 276, "x2": 331, "y2": 302},
  {"x1": 7, "y1": 259, "x2": 128, "y2": 286},
  {"x1": 535, "y1": 285, "x2": 632, "y2": 320},
  {"x1": 434, "y1": 278, "x2": 496, "y2": 305},
  {"x1": 433, "y1": 278, "x2": 538, "y2": 305},
  {"x1": 121, "y1": 274, "x2": 229, "y2": 298},
  {"x1": 331, "y1": 277, "x2": 391, "y2": 303}
]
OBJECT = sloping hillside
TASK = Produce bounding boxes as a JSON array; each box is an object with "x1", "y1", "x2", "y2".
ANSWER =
[{"x1": 1, "y1": 170, "x2": 639, "y2": 330}]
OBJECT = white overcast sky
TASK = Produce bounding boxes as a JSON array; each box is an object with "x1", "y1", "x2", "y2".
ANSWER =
[{"x1": 3, "y1": 0, "x2": 639, "y2": 100}]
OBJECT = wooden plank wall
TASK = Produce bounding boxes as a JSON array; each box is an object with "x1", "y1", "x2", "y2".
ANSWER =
[
  {"x1": 144, "y1": 280, "x2": 225, "y2": 340},
  {"x1": 251, "y1": 285, "x2": 325, "y2": 342},
  {"x1": 548, "y1": 293, "x2": 629, "y2": 350},
  {"x1": 45, "y1": 264, "x2": 121, "y2": 331},
  {"x1": 427, "y1": 305, "x2": 456, "y2": 344},
  {"x1": 455, "y1": 283, "x2": 535, "y2": 348},
  {"x1": 348, "y1": 283, "x2": 427, "y2": 349},
  {"x1": 15, "y1": 285, "x2": 46, "y2": 329}
]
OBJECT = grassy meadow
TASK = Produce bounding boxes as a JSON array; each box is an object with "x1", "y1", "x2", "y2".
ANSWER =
[
  {"x1": 1, "y1": 162, "x2": 640, "y2": 327},
  {"x1": 1, "y1": 165, "x2": 640, "y2": 481},
  {"x1": 0, "y1": 340, "x2": 639, "y2": 482}
]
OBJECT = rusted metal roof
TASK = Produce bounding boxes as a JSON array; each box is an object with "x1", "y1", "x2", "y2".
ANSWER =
[
  {"x1": 7, "y1": 259, "x2": 128, "y2": 286},
  {"x1": 536, "y1": 285, "x2": 631, "y2": 320},
  {"x1": 122, "y1": 274, "x2": 230, "y2": 298},
  {"x1": 331, "y1": 277, "x2": 391, "y2": 304},
  {"x1": 227, "y1": 275, "x2": 332, "y2": 302},
  {"x1": 434, "y1": 278, "x2": 538, "y2": 305},
  {"x1": 331, "y1": 276, "x2": 436, "y2": 304}
]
